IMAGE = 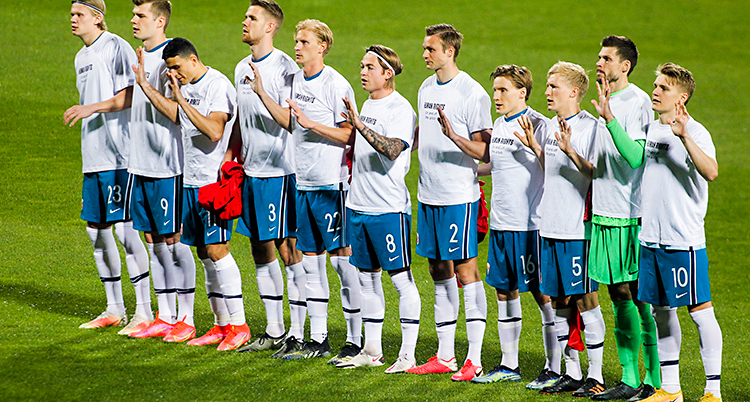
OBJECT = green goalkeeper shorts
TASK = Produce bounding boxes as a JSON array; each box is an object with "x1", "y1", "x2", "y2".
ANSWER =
[{"x1": 588, "y1": 222, "x2": 640, "y2": 285}]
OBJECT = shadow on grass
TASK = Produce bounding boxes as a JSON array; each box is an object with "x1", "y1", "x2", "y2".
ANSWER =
[{"x1": 0, "y1": 281, "x2": 100, "y2": 318}]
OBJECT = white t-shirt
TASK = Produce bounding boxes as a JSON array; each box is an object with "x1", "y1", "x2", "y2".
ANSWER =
[
  {"x1": 539, "y1": 111, "x2": 601, "y2": 240},
  {"x1": 291, "y1": 66, "x2": 356, "y2": 187},
  {"x1": 417, "y1": 71, "x2": 492, "y2": 205},
  {"x1": 489, "y1": 108, "x2": 547, "y2": 231},
  {"x1": 639, "y1": 118, "x2": 716, "y2": 247},
  {"x1": 179, "y1": 68, "x2": 236, "y2": 187},
  {"x1": 346, "y1": 91, "x2": 417, "y2": 214},
  {"x1": 128, "y1": 40, "x2": 183, "y2": 178},
  {"x1": 74, "y1": 31, "x2": 136, "y2": 173},
  {"x1": 235, "y1": 49, "x2": 299, "y2": 177},
  {"x1": 593, "y1": 83, "x2": 652, "y2": 219}
]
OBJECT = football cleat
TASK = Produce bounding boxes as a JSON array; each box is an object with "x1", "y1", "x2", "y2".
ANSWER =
[
  {"x1": 639, "y1": 388, "x2": 683, "y2": 402},
  {"x1": 282, "y1": 337, "x2": 331, "y2": 360},
  {"x1": 572, "y1": 378, "x2": 606, "y2": 398},
  {"x1": 540, "y1": 374, "x2": 585, "y2": 394},
  {"x1": 451, "y1": 359, "x2": 482, "y2": 381},
  {"x1": 327, "y1": 342, "x2": 362, "y2": 365},
  {"x1": 698, "y1": 392, "x2": 722, "y2": 402},
  {"x1": 79, "y1": 311, "x2": 127, "y2": 329},
  {"x1": 129, "y1": 316, "x2": 174, "y2": 338},
  {"x1": 628, "y1": 384, "x2": 657, "y2": 401},
  {"x1": 271, "y1": 335, "x2": 304, "y2": 359},
  {"x1": 384, "y1": 354, "x2": 417, "y2": 374},
  {"x1": 238, "y1": 332, "x2": 285, "y2": 353},
  {"x1": 593, "y1": 381, "x2": 640, "y2": 400},
  {"x1": 406, "y1": 355, "x2": 457, "y2": 374},
  {"x1": 163, "y1": 319, "x2": 196, "y2": 343},
  {"x1": 471, "y1": 364, "x2": 520, "y2": 384},
  {"x1": 217, "y1": 324, "x2": 250, "y2": 351},
  {"x1": 117, "y1": 314, "x2": 152, "y2": 335},
  {"x1": 187, "y1": 325, "x2": 227, "y2": 346},
  {"x1": 526, "y1": 368, "x2": 560, "y2": 390},
  {"x1": 336, "y1": 351, "x2": 385, "y2": 369}
]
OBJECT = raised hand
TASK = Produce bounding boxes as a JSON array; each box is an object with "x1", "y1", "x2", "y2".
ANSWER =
[
  {"x1": 286, "y1": 98, "x2": 313, "y2": 129},
  {"x1": 166, "y1": 70, "x2": 183, "y2": 102},
  {"x1": 591, "y1": 79, "x2": 615, "y2": 123},
  {"x1": 669, "y1": 100, "x2": 690, "y2": 138},
  {"x1": 245, "y1": 62, "x2": 264, "y2": 95},
  {"x1": 341, "y1": 97, "x2": 362, "y2": 130},
  {"x1": 513, "y1": 114, "x2": 537, "y2": 148},
  {"x1": 555, "y1": 116, "x2": 574, "y2": 155},
  {"x1": 436, "y1": 106, "x2": 457, "y2": 140},
  {"x1": 132, "y1": 46, "x2": 147, "y2": 86}
]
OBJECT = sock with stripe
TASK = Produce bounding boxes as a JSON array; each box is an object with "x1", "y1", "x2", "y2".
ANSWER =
[
  {"x1": 612, "y1": 300, "x2": 641, "y2": 388},
  {"x1": 497, "y1": 298, "x2": 522, "y2": 370},
  {"x1": 690, "y1": 306, "x2": 722, "y2": 398},
  {"x1": 463, "y1": 281, "x2": 486, "y2": 367},
  {"x1": 434, "y1": 277, "x2": 459, "y2": 361},
  {"x1": 638, "y1": 303, "x2": 661, "y2": 388},
  {"x1": 555, "y1": 307, "x2": 582, "y2": 380},
  {"x1": 215, "y1": 253, "x2": 245, "y2": 326},
  {"x1": 539, "y1": 301, "x2": 560, "y2": 374},
  {"x1": 652, "y1": 305, "x2": 681, "y2": 394},
  {"x1": 359, "y1": 270, "x2": 384, "y2": 356},
  {"x1": 201, "y1": 258, "x2": 229, "y2": 326},
  {"x1": 86, "y1": 226, "x2": 125, "y2": 316},
  {"x1": 581, "y1": 305, "x2": 606, "y2": 383},
  {"x1": 390, "y1": 269, "x2": 420, "y2": 358},
  {"x1": 172, "y1": 243, "x2": 196, "y2": 327},
  {"x1": 151, "y1": 242, "x2": 176, "y2": 323},
  {"x1": 331, "y1": 255, "x2": 362, "y2": 347},
  {"x1": 304, "y1": 254, "x2": 329, "y2": 343},
  {"x1": 114, "y1": 221, "x2": 152, "y2": 318},
  {"x1": 256, "y1": 259, "x2": 284, "y2": 336},
  {"x1": 285, "y1": 261, "x2": 307, "y2": 340}
]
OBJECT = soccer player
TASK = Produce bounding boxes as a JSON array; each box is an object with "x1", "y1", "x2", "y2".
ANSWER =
[
  {"x1": 637, "y1": 63, "x2": 722, "y2": 402},
  {"x1": 124, "y1": 0, "x2": 197, "y2": 340},
  {"x1": 65, "y1": 0, "x2": 152, "y2": 331},
  {"x1": 587, "y1": 36, "x2": 660, "y2": 401},
  {"x1": 517, "y1": 62, "x2": 607, "y2": 396},
  {"x1": 333, "y1": 45, "x2": 421, "y2": 373},
  {"x1": 440, "y1": 64, "x2": 560, "y2": 388},
  {"x1": 405, "y1": 24, "x2": 492, "y2": 382},
  {"x1": 226, "y1": 0, "x2": 306, "y2": 355},
  {"x1": 134, "y1": 37, "x2": 249, "y2": 350},
  {"x1": 247, "y1": 19, "x2": 361, "y2": 362}
]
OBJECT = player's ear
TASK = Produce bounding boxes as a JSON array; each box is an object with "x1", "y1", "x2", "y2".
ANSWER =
[
  {"x1": 622, "y1": 60, "x2": 631, "y2": 75},
  {"x1": 570, "y1": 87, "x2": 579, "y2": 99},
  {"x1": 319, "y1": 40, "x2": 327, "y2": 55},
  {"x1": 266, "y1": 21, "x2": 275, "y2": 34},
  {"x1": 156, "y1": 16, "x2": 166, "y2": 30},
  {"x1": 519, "y1": 87, "x2": 527, "y2": 101}
]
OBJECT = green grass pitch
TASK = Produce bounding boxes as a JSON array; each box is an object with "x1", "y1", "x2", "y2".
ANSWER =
[{"x1": 1, "y1": 0, "x2": 749, "y2": 400}]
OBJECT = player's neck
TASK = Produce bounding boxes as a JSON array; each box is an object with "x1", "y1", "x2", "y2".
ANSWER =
[
  {"x1": 302, "y1": 59, "x2": 325, "y2": 78},
  {"x1": 435, "y1": 63, "x2": 459, "y2": 84},
  {"x1": 555, "y1": 103, "x2": 581, "y2": 120},
  {"x1": 658, "y1": 109, "x2": 677, "y2": 124},
  {"x1": 142, "y1": 33, "x2": 167, "y2": 52},
  {"x1": 81, "y1": 30, "x2": 104, "y2": 47},
  {"x1": 609, "y1": 76, "x2": 629, "y2": 93},
  {"x1": 250, "y1": 39, "x2": 274, "y2": 61},
  {"x1": 190, "y1": 65, "x2": 209, "y2": 84},
  {"x1": 505, "y1": 104, "x2": 527, "y2": 119},
  {"x1": 369, "y1": 86, "x2": 394, "y2": 100}
]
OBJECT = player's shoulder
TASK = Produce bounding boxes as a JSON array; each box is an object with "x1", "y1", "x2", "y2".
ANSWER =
[
  {"x1": 205, "y1": 67, "x2": 234, "y2": 91},
  {"x1": 686, "y1": 117, "x2": 710, "y2": 136},
  {"x1": 235, "y1": 54, "x2": 254, "y2": 73},
  {"x1": 101, "y1": 31, "x2": 133, "y2": 52},
  {"x1": 323, "y1": 66, "x2": 353, "y2": 91},
  {"x1": 526, "y1": 107, "x2": 549, "y2": 124},
  {"x1": 418, "y1": 74, "x2": 437, "y2": 92},
  {"x1": 619, "y1": 83, "x2": 652, "y2": 107}
]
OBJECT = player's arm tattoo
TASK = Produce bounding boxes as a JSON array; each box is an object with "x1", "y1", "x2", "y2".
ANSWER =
[{"x1": 358, "y1": 125, "x2": 406, "y2": 161}]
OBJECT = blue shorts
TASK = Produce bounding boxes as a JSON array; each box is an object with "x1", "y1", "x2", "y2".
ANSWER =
[
  {"x1": 296, "y1": 188, "x2": 348, "y2": 253},
  {"x1": 236, "y1": 174, "x2": 297, "y2": 241},
  {"x1": 81, "y1": 169, "x2": 132, "y2": 224},
  {"x1": 348, "y1": 209, "x2": 412, "y2": 271},
  {"x1": 180, "y1": 187, "x2": 233, "y2": 247},
  {"x1": 416, "y1": 201, "x2": 478, "y2": 261},
  {"x1": 486, "y1": 230, "x2": 541, "y2": 293},
  {"x1": 130, "y1": 175, "x2": 182, "y2": 235},
  {"x1": 638, "y1": 246, "x2": 712, "y2": 307},
  {"x1": 539, "y1": 238, "x2": 598, "y2": 297}
]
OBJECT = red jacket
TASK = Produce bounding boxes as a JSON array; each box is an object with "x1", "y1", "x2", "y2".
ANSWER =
[{"x1": 198, "y1": 161, "x2": 244, "y2": 220}]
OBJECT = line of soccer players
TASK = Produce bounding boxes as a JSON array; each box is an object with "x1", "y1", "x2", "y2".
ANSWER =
[{"x1": 66, "y1": 1, "x2": 723, "y2": 401}]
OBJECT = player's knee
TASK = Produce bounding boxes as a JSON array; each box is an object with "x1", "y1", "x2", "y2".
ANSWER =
[{"x1": 607, "y1": 282, "x2": 633, "y2": 301}]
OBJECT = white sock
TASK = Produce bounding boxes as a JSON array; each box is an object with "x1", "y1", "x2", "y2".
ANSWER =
[
  {"x1": 304, "y1": 254, "x2": 329, "y2": 343},
  {"x1": 434, "y1": 277, "x2": 459, "y2": 361},
  {"x1": 214, "y1": 253, "x2": 245, "y2": 326},
  {"x1": 464, "y1": 281, "x2": 487, "y2": 367},
  {"x1": 331, "y1": 255, "x2": 362, "y2": 346},
  {"x1": 581, "y1": 306, "x2": 606, "y2": 383},
  {"x1": 391, "y1": 270, "x2": 420, "y2": 358},
  {"x1": 152, "y1": 242, "x2": 176, "y2": 323},
  {"x1": 359, "y1": 270, "x2": 384, "y2": 356},
  {"x1": 256, "y1": 259, "x2": 284, "y2": 336},
  {"x1": 555, "y1": 307, "x2": 582, "y2": 380},
  {"x1": 114, "y1": 222, "x2": 151, "y2": 318},
  {"x1": 172, "y1": 243, "x2": 195, "y2": 327},
  {"x1": 86, "y1": 227, "x2": 125, "y2": 316},
  {"x1": 285, "y1": 261, "x2": 307, "y2": 340},
  {"x1": 539, "y1": 302, "x2": 560, "y2": 374},
  {"x1": 202, "y1": 258, "x2": 229, "y2": 326},
  {"x1": 690, "y1": 307, "x2": 722, "y2": 398},
  {"x1": 653, "y1": 305, "x2": 682, "y2": 394},
  {"x1": 498, "y1": 298, "x2": 522, "y2": 369}
]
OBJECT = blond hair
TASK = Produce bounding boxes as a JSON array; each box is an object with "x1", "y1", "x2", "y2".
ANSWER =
[
  {"x1": 295, "y1": 19, "x2": 333, "y2": 56},
  {"x1": 73, "y1": 0, "x2": 107, "y2": 30},
  {"x1": 657, "y1": 62, "x2": 695, "y2": 104},
  {"x1": 365, "y1": 44, "x2": 403, "y2": 90},
  {"x1": 548, "y1": 61, "x2": 588, "y2": 102}
]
